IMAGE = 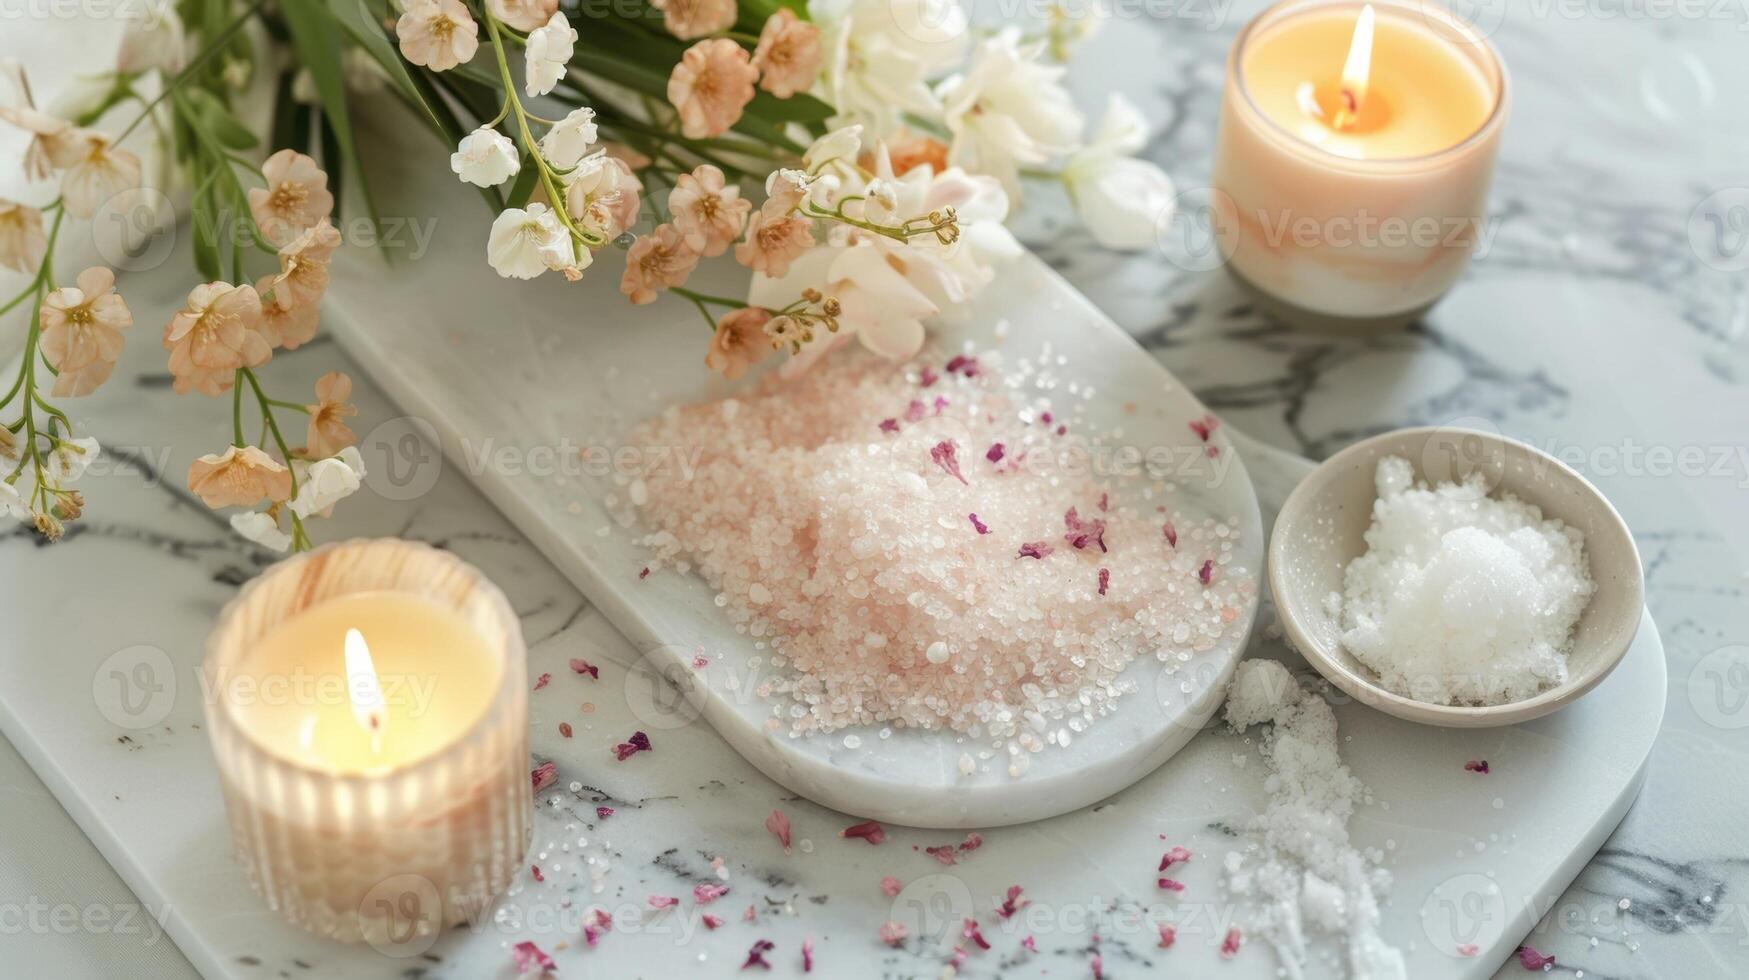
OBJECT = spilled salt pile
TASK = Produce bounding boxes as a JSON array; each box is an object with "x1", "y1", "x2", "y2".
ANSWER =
[
  {"x1": 1224, "y1": 659, "x2": 1405, "y2": 980},
  {"x1": 1338, "y1": 455, "x2": 1594, "y2": 706},
  {"x1": 623, "y1": 346, "x2": 1252, "y2": 770}
]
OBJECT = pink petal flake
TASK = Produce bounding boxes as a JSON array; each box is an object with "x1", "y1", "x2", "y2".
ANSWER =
[
  {"x1": 1157, "y1": 923, "x2": 1177, "y2": 949},
  {"x1": 879, "y1": 417, "x2": 899, "y2": 433},
  {"x1": 1198, "y1": 559, "x2": 1216, "y2": 585},
  {"x1": 986, "y1": 442, "x2": 1005, "y2": 463},
  {"x1": 1221, "y1": 927, "x2": 1243, "y2": 959},
  {"x1": 1158, "y1": 846, "x2": 1192, "y2": 870},
  {"x1": 1517, "y1": 945, "x2": 1555, "y2": 970},
  {"x1": 880, "y1": 876, "x2": 902, "y2": 897},
  {"x1": 905, "y1": 399, "x2": 927, "y2": 422},
  {"x1": 583, "y1": 923, "x2": 602, "y2": 948},
  {"x1": 1064, "y1": 506, "x2": 1107, "y2": 552},
  {"x1": 878, "y1": 921, "x2": 908, "y2": 946},
  {"x1": 702, "y1": 914, "x2": 725, "y2": 930},
  {"x1": 996, "y1": 885, "x2": 1027, "y2": 919},
  {"x1": 569, "y1": 658, "x2": 599, "y2": 679},
  {"x1": 930, "y1": 440, "x2": 967, "y2": 484},
  {"x1": 743, "y1": 904, "x2": 757, "y2": 922},
  {"x1": 765, "y1": 809, "x2": 793, "y2": 852},
  {"x1": 1097, "y1": 491, "x2": 1109, "y2": 511},
  {"x1": 960, "y1": 832, "x2": 983, "y2": 852},
  {"x1": 512, "y1": 940, "x2": 555, "y2": 975},
  {"x1": 532, "y1": 672, "x2": 551, "y2": 691},
  {"x1": 1163, "y1": 521, "x2": 1178, "y2": 548},
  {"x1": 596, "y1": 806, "x2": 614, "y2": 819},
  {"x1": 742, "y1": 938, "x2": 774, "y2": 970},
  {"x1": 1018, "y1": 541, "x2": 1054, "y2": 560},
  {"x1": 531, "y1": 761, "x2": 558, "y2": 793},
  {"x1": 648, "y1": 895, "x2": 679, "y2": 909},
  {"x1": 530, "y1": 864, "x2": 544, "y2": 882},
  {"x1": 920, "y1": 366, "x2": 939, "y2": 387},
  {"x1": 841, "y1": 821, "x2": 886, "y2": 845},
  {"x1": 1040, "y1": 412, "x2": 1053, "y2": 425},
  {"x1": 1189, "y1": 413, "x2": 1220, "y2": 442},
  {"x1": 1157, "y1": 877, "x2": 1185, "y2": 892},
  {"x1": 932, "y1": 395, "x2": 949, "y2": 414},
  {"x1": 962, "y1": 918, "x2": 991, "y2": 950},
  {"x1": 639, "y1": 566, "x2": 650, "y2": 580},
  {"x1": 559, "y1": 722, "x2": 573, "y2": 738},
  {"x1": 925, "y1": 845, "x2": 958, "y2": 866},
  {"x1": 1465, "y1": 759, "x2": 1491, "y2": 774},
  {"x1": 1021, "y1": 934, "x2": 1037, "y2": 953},
  {"x1": 944, "y1": 354, "x2": 977, "y2": 376},
  {"x1": 969, "y1": 513, "x2": 990, "y2": 535},
  {"x1": 613, "y1": 730, "x2": 652, "y2": 761},
  {"x1": 694, "y1": 882, "x2": 730, "y2": 905},
  {"x1": 1098, "y1": 567, "x2": 1110, "y2": 596},
  {"x1": 802, "y1": 936, "x2": 814, "y2": 973},
  {"x1": 1457, "y1": 943, "x2": 1479, "y2": 957},
  {"x1": 1091, "y1": 951, "x2": 1104, "y2": 979}
]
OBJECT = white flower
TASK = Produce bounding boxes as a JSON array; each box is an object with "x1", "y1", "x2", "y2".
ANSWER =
[
  {"x1": 117, "y1": 4, "x2": 186, "y2": 74},
  {"x1": 1063, "y1": 94, "x2": 1175, "y2": 251},
  {"x1": 487, "y1": 202, "x2": 571, "y2": 279},
  {"x1": 811, "y1": 0, "x2": 967, "y2": 138},
  {"x1": 0, "y1": 481, "x2": 30, "y2": 521},
  {"x1": 524, "y1": 12, "x2": 577, "y2": 98},
  {"x1": 289, "y1": 446, "x2": 366, "y2": 519},
  {"x1": 540, "y1": 107, "x2": 599, "y2": 169},
  {"x1": 939, "y1": 27, "x2": 1082, "y2": 195},
  {"x1": 802, "y1": 125, "x2": 862, "y2": 173},
  {"x1": 451, "y1": 126, "x2": 520, "y2": 187},
  {"x1": 46, "y1": 436, "x2": 100, "y2": 483},
  {"x1": 230, "y1": 510, "x2": 291, "y2": 553}
]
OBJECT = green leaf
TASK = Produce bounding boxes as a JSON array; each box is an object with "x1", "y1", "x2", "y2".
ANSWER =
[
  {"x1": 280, "y1": 2, "x2": 384, "y2": 237},
  {"x1": 326, "y1": 0, "x2": 455, "y2": 141},
  {"x1": 186, "y1": 86, "x2": 258, "y2": 149}
]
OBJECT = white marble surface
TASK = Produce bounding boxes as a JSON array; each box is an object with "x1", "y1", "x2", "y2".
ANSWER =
[{"x1": 1, "y1": 2, "x2": 1746, "y2": 979}]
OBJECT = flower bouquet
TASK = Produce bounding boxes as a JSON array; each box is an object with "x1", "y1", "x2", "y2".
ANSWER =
[{"x1": 0, "y1": 0, "x2": 1174, "y2": 552}]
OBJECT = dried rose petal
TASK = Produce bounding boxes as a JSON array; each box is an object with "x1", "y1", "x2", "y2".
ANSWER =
[
  {"x1": 694, "y1": 882, "x2": 730, "y2": 904},
  {"x1": 905, "y1": 399, "x2": 927, "y2": 422},
  {"x1": 613, "y1": 730, "x2": 652, "y2": 760},
  {"x1": 1092, "y1": 952, "x2": 1104, "y2": 979},
  {"x1": 962, "y1": 917, "x2": 990, "y2": 950},
  {"x1": 878, "y1": 921, "x2": 907, "y2": 946},
  {"x1": 960, "y1": 832, "x2": 983, "y2": 852},
  {"x1": 531, "y1": 864, "x2": 544, "y2": 882},
  {"x1": 1021, "y1": 934, "x2": 1037, "y2": 952},
  {"x1": 703, "y1": 913, "x2": 725, "y2": 930},
  {"x1": 743, "y1": 938, "x2": 774, "y2": 970},
  {"x1": 1465, "y1": 760, "x2": 1491, "y2": 774},
  {"x1": 1157, "y1": 877, "x2": 1185, "y2": 892},
  {"x1": 743, "y1": 904, "x2": 756, "y2": 922},
  {"x1": 1198, "y1": 559, "x2": 1215, "y2": 585},
  {"x1": 880, "y1": 876, "x2": 902, "y2": 897},
  {"x1": 1098, "y1": 568, "x2": 1110, "y2": 596},
  {"x1": 802, "y1": 936, "x2": 814, "y2": 972},
  {"x1": 583, "y1": 923, "x2": 602, "y2": 947},
  {"x1": 986, "y1": 442, "x2": 1005, "y2": 463},
  {"x1": 925, "y1": 845, "x2": 958, "y2": 866},
  {"x1": 969, "y1": 513, "x2": 990, "y2": 535},
  {"x1": 1221, "y1": 927, "x2": 1242, "y2": 959},
  {"x1": 533, "y1": 672, "x2": 551, "y2": 691},
  {"x1": 512, "y1": 940, "x2": 555, "y2": 974},
  {"x1": 944, "y1": 354, "x2": 977, "y2": 376},
  {"x1": 639, "y1": 566, "x2": 650, "y2": 579},
  {"x1": 569, "y1": 658, "x2": 600, "y2": 679},
  {"x1": 1163, "y1": 521, "x2": 1177, "y2": 548},
  {"x1": 1040, "y1": 411, "x2": 1053, "y2": 425},
  {"x1": 932, "y1": 395, "x2": 949, "y2": 413},
  {"x1": 1018, "y1": 541, "x2": 1054, "y2": 560},
  {"x1": 648, "y1": 894, "x2": 679, "y2": 909},
  {"x1": 765, "y1": 809, "x2": 793, "y2": 852},
  {"x1": 920, "y1": 366, "x2": 939, "y2": 387},
  {"x1": 1157, "y1": 923, "x2": 1177, "y2": 948},
  {"x1": 1189, "y1": 413, "x2": 1219, "y2": 442},
  {"x1": 1158, "y1": 846, "x2": 1192, "y2": 870},
  {"x1": 1098, "y1": 492, "x2": 1109, "y2": 511},
  {"x1": 930, "y1": 440, "x2": 967, "y2": 484},
  {"x1": 597, "y1": 806, "x2": 614, "y2": 819},
  {"x1": 559, "y1": 722, "x2": 574, "y2": 738},
  {"x1": 1457, "y1": 943, "x2": 1479, "y2": 957},
  {"x1": 997, "y1": 885, "x2": 1027, "y2": 919},
  {"x1": 531, "y1": 761, "x2": 558, "y2": 792},
  {"x1": 1064, "y1": 507, "x2": 1107, "y2": 552},
  {"x1": 841, "y1": 821, "x2": 885, "y2": 845},
  {"x1": 1517, "y1": 945, "x2": 1555, "y2": 969},
  {"x1": 879, "y1": 418, "x2": 899, "y2": 433}
]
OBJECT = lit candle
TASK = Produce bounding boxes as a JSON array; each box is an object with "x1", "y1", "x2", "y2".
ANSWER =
[
  {"x1": 204, "y1": 540, "x2": 530, "y2": 949},
  {"x1": 1210, "y1": 0, "x2": 1508, "y2": 327}
]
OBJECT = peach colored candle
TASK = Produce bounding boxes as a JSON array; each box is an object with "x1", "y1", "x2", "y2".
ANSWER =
[
  {"x1": 204, "y1": 539, "x2": 530, "y2": 948},
  {"x1": 1211, "y1": 0, "x2": 1508, "y2": 326}
]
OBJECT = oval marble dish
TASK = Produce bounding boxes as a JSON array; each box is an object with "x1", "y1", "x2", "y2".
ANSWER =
[{"x1": 1269, "y1": 426, "x2": 1644, "y2": 728}]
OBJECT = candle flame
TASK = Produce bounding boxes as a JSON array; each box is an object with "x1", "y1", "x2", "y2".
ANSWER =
[
  {"x1": 344, "y1": 627, "x2": 387, "y2": 737},
  {"x1": 1333, "y1": 3, "x2": 1375, "y2": 130}
]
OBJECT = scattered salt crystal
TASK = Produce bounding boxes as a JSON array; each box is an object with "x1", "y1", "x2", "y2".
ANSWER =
[
  {"x1": 1338, "y1": 455, "x2": 1595, "y2": 706},
  {"x1": 926, "y1": 641, "x2": 950, "y2": 665}
]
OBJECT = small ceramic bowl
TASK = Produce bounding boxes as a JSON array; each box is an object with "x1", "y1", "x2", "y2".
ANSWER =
[{"x1": 1269, "y1": 426, "x2": 1644, "y2": 728}]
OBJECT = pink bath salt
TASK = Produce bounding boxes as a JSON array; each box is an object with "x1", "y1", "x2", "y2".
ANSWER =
[
  {"x1": 1157, "y1": 923, "x2": 1177, "y2": 948},
  {"x1": 841, "y1": 820, "x2": 886, "y2": 845},
  {"x1": 613, "y1": 730, "x2": 652, "y2": 760},
  {"x1": 531, "y1": 761, "x2": 558, "y2": 792},
  {"x1": 1021, "y1": 935, "x2": 1037, "y2": 952},
  {"x1": 930, "y1": 440, "x2": 967, "y2": 484},
  {"x1": 1157, "y1": 877, "x2": 1185, "y2": 892},
  {"x1": 1018, "y1": 541, "x2": 1054, "y2": 560},
  {"x1": 742, "y1": 939, "x2": 775, "y2": 970},
  {"x1": 880, "y1": 875, "x2": 902, "y2": 896},
  {"x1": 1220, "y1": 927, "x2": 1242, "y2": 959},
  {"x1": 996, "y1": 885, "x2": 1027, "y2": 919},
  {"x1": 569, "y1": 658, "x2": 599, "y2": 678},
  {"x1": 1190, "y1": 414, "x2": 1219, "y2": 442},
  {"x1": 879, "y1": 418, "x2": 899, "y2": 433},
  {"x1": 702, "y1": 914, "x2": 725, "y2": 930},
  {"x1": 765, "y1": 809, "x2": 793, "y2": 852},
  {"x1": 878, "y1": 921, "x2": 908, "y2": 946},
  {"x1": 802, "y1": 937, "x2": 814, "y2": 972},
  {"x1": 905, "y1": 399, "x2": 927, "y2": 422},
  {"x1": 1199, "y1": 559, "x2": 1216, "y2": 585},
  {"x1": 969, "y1": 513, "x2": 990, "y2": 535},
  {"x1": 1098, "y1": 568, "x2": 1110, "y2": 596},
  {"x1": 512, "y1": 940, "x2": 555, "y2": 974},
  {"x1": 1517, "y1": 945, "x2": 1555, "y2": 970},
  {"x1": 648, "y1": 895, "x2": 679, "y2": 909},
  {"x1": 533, "y1": 672, "x2": 551, "y2": 691},
  {"x1": 596, "y1": 806, "x2": 614, "y2": 819},
  {"x1": 1158, "y1": 846, "x2": 1192, "y2": 870},
  {"x1": 986, "y1": 442, "x2": 1005, "y2": 463}
]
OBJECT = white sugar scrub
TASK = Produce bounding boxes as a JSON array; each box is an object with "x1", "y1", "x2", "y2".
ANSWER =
[
  {"x1": 1224, "y1": 659, "x2": 1405, "y2": 980},
  {"x1": 1338, "y1": 455, "x2": 1595, "y2": 706},
  {"x1": 620, "y1": 345, "x2": 1253, "y2": 766}
]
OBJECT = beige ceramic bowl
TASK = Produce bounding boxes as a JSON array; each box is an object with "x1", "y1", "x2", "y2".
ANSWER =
[{"x1": 1269, "y1": 426, "x2": 1644, "y2": 728}]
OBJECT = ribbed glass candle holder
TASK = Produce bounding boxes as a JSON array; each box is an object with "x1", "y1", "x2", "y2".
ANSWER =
[{"x1": 204, "y1": 538, "x2": 531, "y2": 949}]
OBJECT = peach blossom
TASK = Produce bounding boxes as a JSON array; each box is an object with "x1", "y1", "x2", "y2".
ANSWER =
[
  {"x1": 877, "y1": 132, "x2": 950, "y2": 177},
  {"x1": 0, "y1": 105, "x2": 78, "y2": 181},
  {"x1": 619, "y1": 223, "x2": 700, "y2": 305},
  {"x1": 248, "y1": 149, "x2": 334, "y2": 246},
  {"x1": 651, "y1": 0, "x2": 737, "y2": 40},
  {"x1": 58, "y1": 130, "x2": 142, "y2": 220},
  {"x1": 187, "y1": 445, "x2": 292, "y2": 509},
  {"x1": 668, "y1": 164, "x2": 750, "y2": 257},
  {"x1": 752, "y1": 9, "x2": 823, "y2": 99},
  {"x1": 667, "y1": 39, "x2": 758, "y2": 140},
  {"x1": 397, "y1": 0, "x2": 479, "y2": 72},
  {"x1": 305, "y1": 371, "x2": 359, "y2": 459},
  {"x1": 40, "y1": 267, "x2": 132, "y2": 397},
  {"x1": 273, "y1": 219, "x2": 342, "y2": 306},
  {"x1": 599, "y1": 157, "x2": 643, "y2": 237},
  {"x1": 254, "y1": 274, "x2": 320, "y2": 351},
  {"x1": 705, "y1": 306, "x2": 773, "y2": 381},
  {"x1": 734, "y1": 209, "x2": 813, "y2": 278},
  {"x1": 487, "y1": 0, "x2": 556, "y2": 32},
  {"x1": 163, "y1": 282, "x2": 269, "y2": 396},
  {"x1": 0, "y1": 200, "x2": 46, "y2": 273}
]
